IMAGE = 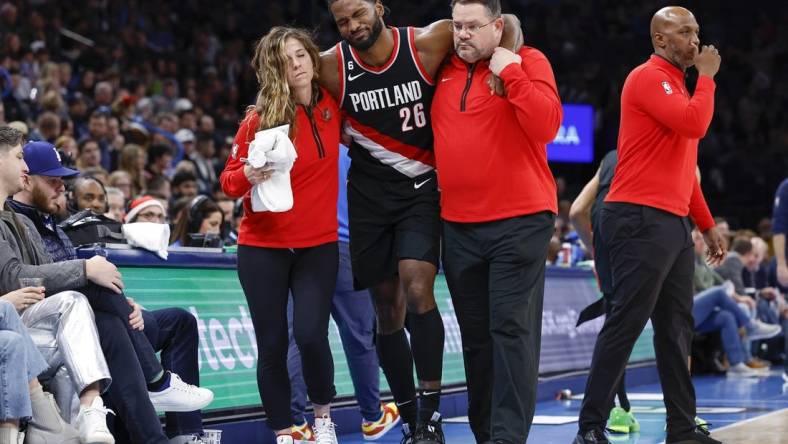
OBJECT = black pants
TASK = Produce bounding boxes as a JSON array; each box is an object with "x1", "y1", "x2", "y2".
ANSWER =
[
  {"x1": 95, "y1": 312, "x2": 168, "y2": 444},
  {"x1": 81, "y1": 282, "x2": 164, "y2": 381},
  {"x1": 237, "y1": 242, "x2": 338, "y2": 431},
  {"x1": 579, "y1": 203, "x2": 696, "y2": 435},
  {"x1": 442, "y1": 212, "x2": 554, "y2": 443}
]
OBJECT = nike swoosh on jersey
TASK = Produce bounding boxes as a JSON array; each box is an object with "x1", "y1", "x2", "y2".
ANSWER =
[{"x1": 348, "y1": 72, "x2": 366, "y2": 81}]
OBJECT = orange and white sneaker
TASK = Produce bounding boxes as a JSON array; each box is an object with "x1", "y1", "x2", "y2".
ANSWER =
[
  {"x1": 292, "y1": 421, "x2": 316, "y2": 443},
  {"x1": 362, "y1": 402, "x2": 401, "y2": 440}
]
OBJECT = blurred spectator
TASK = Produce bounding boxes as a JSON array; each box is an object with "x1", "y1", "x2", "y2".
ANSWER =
[
  {"x1": 108, "y1": 170, "x2": 134, "y2": 200},
  {"x1": 105, "y1": 186, "x2": 126, "y2": 222},
  {"x1": 118, "y1": 144, "x2": 147, "y2": 196},
  {"x1": 76, "y1": 138, "x2": 101, "y2": 169},
  {"x1": 169, "y1": 196, "x2": 223, "y2": 247},
  {"x1": 171, "y1": 171, "x2": 199, "y2": 201}
]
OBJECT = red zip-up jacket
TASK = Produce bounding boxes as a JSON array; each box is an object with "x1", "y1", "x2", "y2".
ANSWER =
[
  {"x1": 431, "y1": 47, "x2": 561, "y2": 222},
  {"x1": 605, "y1": 55, "x2": 715, "y2": 231},
  {"x1": 220, "y1": 88, "x2": 340, "y2": 248}
]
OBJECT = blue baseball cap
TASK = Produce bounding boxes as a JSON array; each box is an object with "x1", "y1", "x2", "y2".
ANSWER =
[{"x1": 23, "y1": 141, "x2": 80, "y2": 177}]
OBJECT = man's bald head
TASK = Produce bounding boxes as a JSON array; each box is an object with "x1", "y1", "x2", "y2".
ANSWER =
[
  {"x1": 650, "y1": 6, "x2": 695, "y2": 41},
  {"x1": 649, "y1": 6, "x2": 701, "y2": 70}
]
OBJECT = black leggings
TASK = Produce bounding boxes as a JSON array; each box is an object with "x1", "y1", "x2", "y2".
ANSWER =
[{"x1": 238, "y1": 242, "x2": 338, "y2": 431}]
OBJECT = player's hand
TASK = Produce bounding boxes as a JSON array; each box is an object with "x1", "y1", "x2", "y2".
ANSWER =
[
  {"x1": 243, "y1": 164, "x2": 273, "y2": 185},
  {"x1": 694, "y1": 45, "x2": 721, "y2": 78},
  {"x1": 702, "y1": 226, "x2": 726, "y2": 267},
  {"x1": 489, "y1": 47, "x2": 521, "y2": 76}
]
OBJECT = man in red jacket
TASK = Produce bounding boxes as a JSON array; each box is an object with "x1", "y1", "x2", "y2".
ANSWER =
[
  {"x1": 574, "y1": 7, "x2": 726, "y2": 444},
  {"x1": 431, "y1": 1, "x2": 561, "y2": 442}
]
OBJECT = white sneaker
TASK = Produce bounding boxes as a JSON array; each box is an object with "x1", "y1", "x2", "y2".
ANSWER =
[
  {"x1": 149, "y1": 372, "x2": 214, "y2": 412},
  {"x1": 726, "y1": 362, "x2": 761, "y2": 378},
  {"x1": 746, "y1": 320, "x2": 782, "y2": 341},
  {"x1": 313, "y1": 415, "x2": 338, "y2": 444},
  {"x1": 783, "y1": 371, "x2": 788, "y2": 383},
  {"x1": 75, "y1": 396, "x2": 115, "y2": 444},
  {"x1": 168, "y1": 434, "x2": 206, "y2": 443},
  {"x1": 277, "y1": 436, "x2": 295, "y2": 444}
]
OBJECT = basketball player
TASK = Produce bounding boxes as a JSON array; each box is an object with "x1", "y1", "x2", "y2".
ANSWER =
[{"x1": 319, "y1": 1, "x2": 521, "y2": 442}]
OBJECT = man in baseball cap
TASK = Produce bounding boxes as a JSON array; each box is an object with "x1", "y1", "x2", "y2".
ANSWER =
[{"x1": 12, "y1": 141, "x2": 80, "y2": 261}]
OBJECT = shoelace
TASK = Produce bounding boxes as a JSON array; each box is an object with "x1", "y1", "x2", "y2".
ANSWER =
[{"x1": 313, "y1": 420, "x2": 337, "y2": 442}]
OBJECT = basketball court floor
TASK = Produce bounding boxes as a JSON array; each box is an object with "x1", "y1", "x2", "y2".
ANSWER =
[{"x1": 338, "y1": 369, "x2": 788, "y2": 443}]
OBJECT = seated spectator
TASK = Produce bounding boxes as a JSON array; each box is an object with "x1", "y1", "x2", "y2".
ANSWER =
[
  {"x1": 717, "y1": 237, "x2": 762, "y2": 318},
  {"x1": 71, "y1": 176, "x2": 108, "y2": 216},
  {"x1": 105, "y1": 187, "x2": 126, "y2": 222},
  {"x1": 0, "y1": 299, "x2": 81, "y2": 443},
  {"x1": 118, "y1": 144, "x2": 147, "y2": 198},
  {"x1": 145, "y1": 175, "x2": 172, "y2": 204},
  {"x1": 146, "y1": 144, "x2": 174, "y2": 181},
  {"x1": 125, "y1": 196, "x2": 167, "y2": 224},
  {"x1": 169, "y1": 196, "x2": 223, "y2": 247},
  {"x1": 171, "y1": 171, "x2": 199, "y2": 201},
  {"x1": 81, "y1": 167, "x2": 110, "y2": 187},
  {"x1": 108, "y1": 170, "x2": 133, "y2": 201},
  {"x1": 76, "y1": 139, "x2": 101, "y2": 170},
  {"x1": 2, "y1": 135, "x2": 212, "y2": 443},
  {"x1": 54, "y1": 135, "x2": 78, "y2": 163},
  {"x1": 692, "y1": 230, "x2": 781, "y2": 377}
]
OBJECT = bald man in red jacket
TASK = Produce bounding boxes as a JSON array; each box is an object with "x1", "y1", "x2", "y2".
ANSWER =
[{"x1": 574, "y1": 7, "x2": 726, "y2": 444}]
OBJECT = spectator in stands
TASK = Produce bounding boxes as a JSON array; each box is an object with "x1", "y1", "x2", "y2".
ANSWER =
[
  {"x1": 125, "y1": 196, "x2": 167, "y2": 224},
  {"x1": 76, "y1": 139, "x2": 101, "y2": 170},
  {"x1": 691, "y1": 230, "x2": 780, "y2": 377},
  {"x1": 8, "y1": 138, "x2": 213, "y2": 443},
  {"x1": 169, "y1": 196, "x2": 223, "y2": 247},
  {"x1": 146, "y1": 143, "x2": 174, "y2": 181},
  {"x1": 71, "y1": 176, "x2": 108, "y2": 216},
  {"x1": 0, "y1": 299, "x2": 81, "y2": 444},
  {"x1": 108, "y1": 170, "x2": 133, "y2": 201},
  {"x1": 716, "y1": 237, "x2": 760, "y2": 317},
  {"x1": 171, "y1": 171, "x2": 199, "y2": 201},
  {"x1": 81, "y1": 111, "x2": 110, "y2": 171},
  {"x1": 105, "y1": 187, "x2": 126, "y2": 222},
  {"x1": 144, "y1": 175, "x2": 173, "y2": 206},
  {"x1": 54, "y1": 135, "x2": 77, "y2": 161},
  {"x1": 118, "y1": 144, "x2": 147, "y2": 198},
  {"x1": 192, "y1": 134, "x2": 217, "y2": 193}
]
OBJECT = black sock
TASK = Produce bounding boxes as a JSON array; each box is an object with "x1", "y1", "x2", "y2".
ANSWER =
[
  {"x1": 407, "y1": 308, "x2": 445, "y2": 382},
  {"x1": 376, "y1": 329, "x2": 417, "y2": 426},
  {"x1": 147, "y1": 371, "x2": 171, "y2": 392},
  {"x1": 418, "y1": 389, "x2": 442, "y2": 423},
  {"x1": 617, "y1": 380, "x2": 630, "y2": 411}
]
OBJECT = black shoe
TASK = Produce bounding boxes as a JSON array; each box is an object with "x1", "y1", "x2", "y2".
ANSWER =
[
  {"x1": 413, "y1": 412, "x2": 445, "y2": 444},
  {"x1": 573, "y1": 429, "x2": 610, "y2": 444},
  {"x1": 666, "y1": 426, "x2": 724, "y2": 444},
  {"x1": 400, "y1": 423, "x2": 416, "y2": 444}
]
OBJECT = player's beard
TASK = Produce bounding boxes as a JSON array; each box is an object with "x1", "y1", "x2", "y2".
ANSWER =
[{"x1": 348, "y1": 16, "x2": 384, "y2": 51}]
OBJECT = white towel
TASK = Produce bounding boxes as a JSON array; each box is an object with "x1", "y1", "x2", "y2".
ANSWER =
[
  {"x1": 247, "y1": 125, "x2": 298, "y2": 212},
  {"x1": 122, "y1": 222, "x2": 170, "y2": 260}
]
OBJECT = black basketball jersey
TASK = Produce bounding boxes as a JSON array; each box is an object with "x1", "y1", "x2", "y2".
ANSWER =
[
  {"x1": 337, "y1": 27, "x2": 436, "y2": 181},
  {"x1": 591, "y1": 150, "x2": 618, "y2": 229}
]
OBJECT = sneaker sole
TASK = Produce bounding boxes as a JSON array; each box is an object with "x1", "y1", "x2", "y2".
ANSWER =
[
  {"x1": 607, "y1": 425, "x2": 630, "y2": 434},
  {"x1": 362, "y1": 414, "x2": 401, "y2": 440}
]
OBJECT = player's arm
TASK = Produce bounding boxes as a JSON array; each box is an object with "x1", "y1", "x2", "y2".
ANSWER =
[
  {"x1": 318, "y1": 47, "x2": 341, "y2": 100},
  {"x1": 569, "y1": 168, "x2": 600, "y2": 257},
  {"x1": 414, "y1": 15, "x2": 523, "y2": 77}
]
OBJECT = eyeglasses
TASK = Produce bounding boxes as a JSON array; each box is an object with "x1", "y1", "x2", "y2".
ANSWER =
[
  {"x1": 450, "y1": 19, "x2": 497, "y2": 35},
  {"x1": 137, "y1": 212, "x2": 166, "y2": 222}
]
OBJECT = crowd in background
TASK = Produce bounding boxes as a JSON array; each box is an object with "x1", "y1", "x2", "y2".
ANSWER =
[{"x1": 1, "y1": 0, "x2": 786, "y2": 231}]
